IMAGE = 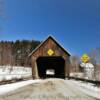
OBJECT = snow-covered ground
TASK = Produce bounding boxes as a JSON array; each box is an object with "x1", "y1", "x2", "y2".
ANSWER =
[
  {"x1": 0, "y1": 79, "x2": 99, "y2": 99},
  {"x1": 0, "y1": 66, "x2": 32, "y2": 81},
  {"x1": 0, "y1": 79, "x2": 97, "y2": 100},
  {"x1": 0, "y1": 79, "x2": 41, "y2": 95},
  {"x1": 70, "y1": 72, "x2": 100, "y2": 81},
  {"x1": 0, "y1": 65, "x2": 99, "y2": 99},
  {"x1": 68, "y1": 79, "x2": 100, "y2": 99}
]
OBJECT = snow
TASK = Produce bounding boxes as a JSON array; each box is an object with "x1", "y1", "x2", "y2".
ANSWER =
[
  {"x1": 0, "y1": 66, "x2": 32, "y2": 81},
  {"x1": 0, "y1": 79, "x2": 41, "y2": 95},
  {"x1": 80, "y1": 63, "x2": 94, "y2": 79},
  {"x1": 70, "y1": 72, "x2": 84, "y2": 78},
  {"x1": 80, "y1": 63, "x2": 94, "y2": 68},
  {"x1": 69, "y1": 79, "x2": 100, "y2": 99},
  {"x1": 85, "y1": 63, "x2": 94, "y2": 68},
  {"x1": 0, "y1": 78, "x2": 99, "y2": 99},
  {"x1": 0, "y1": 79, "x2": 95, "y2": 100},
  {"x1": 46, "y1": 69, "x2": 55, "y2": 75}
]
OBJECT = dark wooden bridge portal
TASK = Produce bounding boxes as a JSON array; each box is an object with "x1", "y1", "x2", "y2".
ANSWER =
[{"x1": 29, "y1": 36, "x2": 70, "y2": 79}]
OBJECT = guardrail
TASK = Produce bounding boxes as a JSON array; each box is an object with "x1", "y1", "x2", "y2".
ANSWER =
[{"x1": 68, "y1": 76, "x2": 100, "y2": 85}]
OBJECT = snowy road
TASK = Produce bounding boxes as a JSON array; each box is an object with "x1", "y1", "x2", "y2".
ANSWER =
[{"x1": 0, "y1": 79, "x2": 98, "y2": 100}]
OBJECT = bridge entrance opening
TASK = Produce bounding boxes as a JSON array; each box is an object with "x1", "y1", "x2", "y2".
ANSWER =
[{"x1": 36, "y1": 56, "x2": 65, "y2": 79}]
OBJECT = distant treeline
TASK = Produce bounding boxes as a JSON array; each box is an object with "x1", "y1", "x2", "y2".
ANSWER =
[{"x1": 0, "y1": 40, "x2": 41, "y2": 66}]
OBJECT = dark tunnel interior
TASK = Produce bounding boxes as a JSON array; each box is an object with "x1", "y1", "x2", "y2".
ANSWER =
[{"x1": 36, "y1": 56, "x2": 65, "y2": 79}]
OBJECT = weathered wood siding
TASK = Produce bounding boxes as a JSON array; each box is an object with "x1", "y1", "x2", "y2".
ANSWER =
[{"x1": 30, "y1": 37, "x2": 70, "y2": 78}]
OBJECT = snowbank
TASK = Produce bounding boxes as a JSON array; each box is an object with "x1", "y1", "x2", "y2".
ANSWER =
[
  {"x1": 69, "y1": 79, "x2": 100, "y2": 99},
  {"x1": 0, "y1": 66, "x2": 32, "y2": 81},
  {"x1": 0, "y1": 79, "x2": 41, "y2": 95}
]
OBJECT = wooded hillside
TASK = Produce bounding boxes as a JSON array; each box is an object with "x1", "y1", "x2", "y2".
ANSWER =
[{"x1": 0, "y1": 40, "x2": 40, "y2": 67}]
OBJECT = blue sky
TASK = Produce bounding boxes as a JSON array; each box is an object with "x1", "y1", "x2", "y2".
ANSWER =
[{"x1": 0, "y1": 0, "x2": 100, "y2": 56}]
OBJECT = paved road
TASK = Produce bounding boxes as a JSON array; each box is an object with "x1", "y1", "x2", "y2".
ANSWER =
[{"x1": 0, "y1": 79, "x2": 97, "y2": 100}]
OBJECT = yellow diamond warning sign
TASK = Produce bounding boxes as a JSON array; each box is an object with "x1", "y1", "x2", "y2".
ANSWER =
[
  {"x1": 47, "y1": 49, "x2": 54, "y2": 56},
  {"x1": 81, "y1": 54, "x2": 90, "y2": 63}
]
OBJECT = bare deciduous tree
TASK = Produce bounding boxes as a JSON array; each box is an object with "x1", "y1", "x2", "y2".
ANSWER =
[
  {"x1": 88, "y1": 48, "x2": 100, "y2": 80},
  {"x1": 70, "y1": 55, "x2": 80, "y2": 73},
  {"x1": 88, "y1": 48, "x2": 100, "y2": 66}
]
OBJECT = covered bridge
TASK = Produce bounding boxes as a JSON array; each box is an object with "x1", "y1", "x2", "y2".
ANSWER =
[{"x1": 29, "y1": 36, "x2": 70, "y2": 79}]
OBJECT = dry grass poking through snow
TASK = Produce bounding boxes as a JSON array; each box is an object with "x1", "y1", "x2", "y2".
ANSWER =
[{"x1": 0, "y1": 78, "x2": 96, "y2": 100}]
